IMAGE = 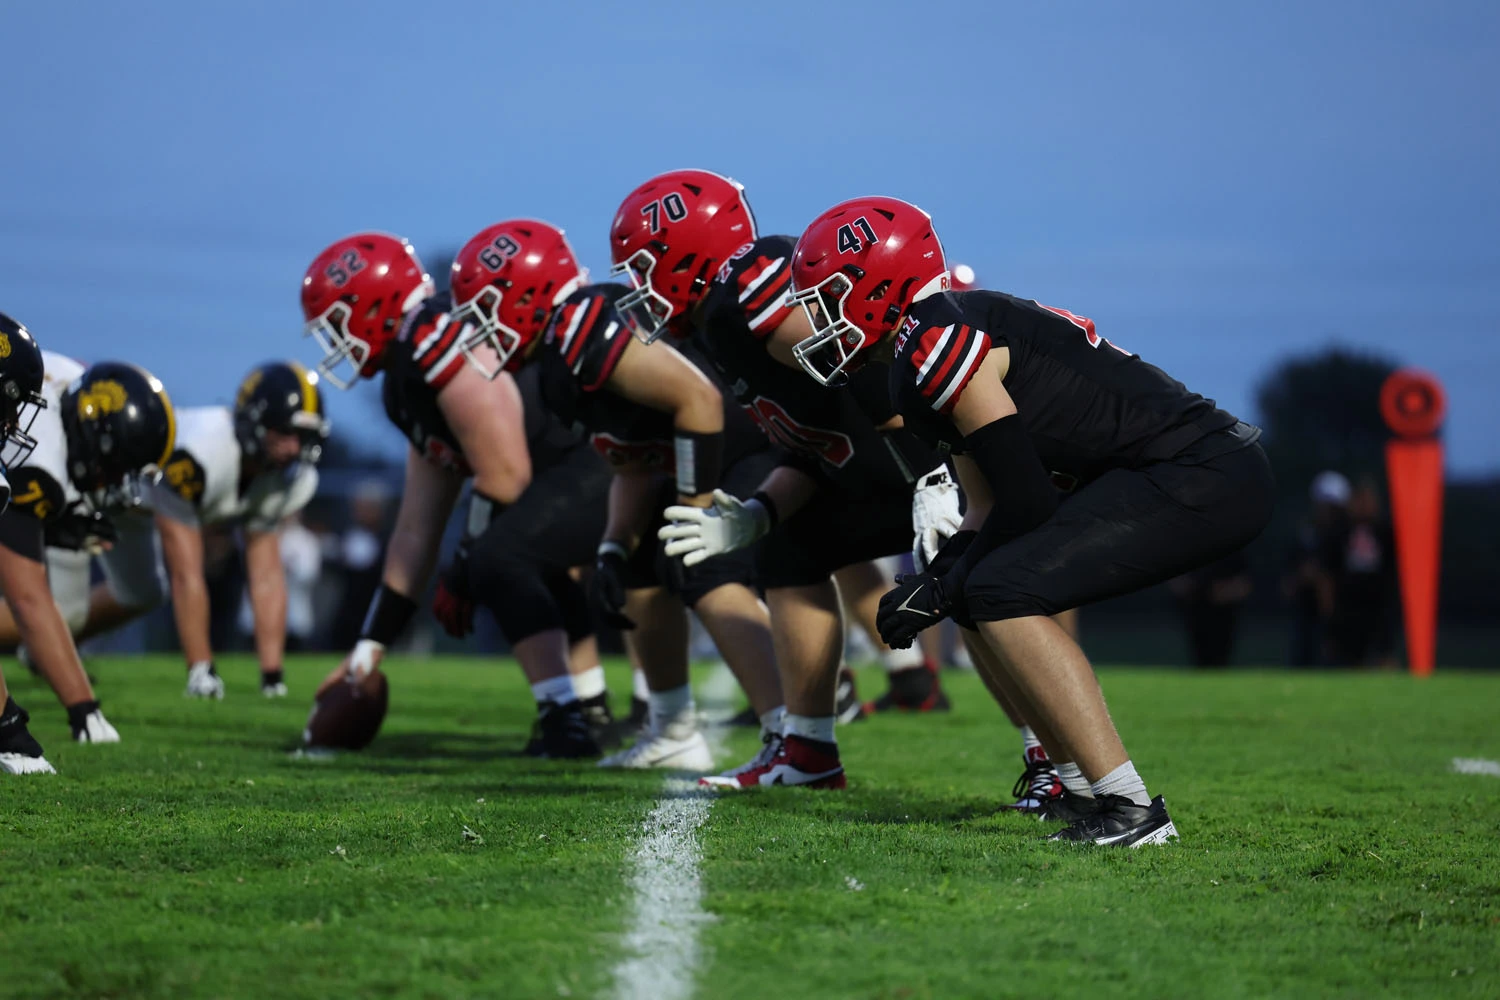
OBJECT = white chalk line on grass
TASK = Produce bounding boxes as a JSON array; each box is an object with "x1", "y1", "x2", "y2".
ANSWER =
[
  {"x1": 611, "y1": 777, "x2": 714, "y2": 1000},
  {"x1": 1450, "y1": 757, "x2": 1500, "y2": 777}
]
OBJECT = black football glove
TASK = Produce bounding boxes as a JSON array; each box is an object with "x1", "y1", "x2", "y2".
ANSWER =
[
  {"x1": 44, "y1": 502, "x2": 118, "y2": 552},
  {"x1": 591, "y1": 544, "x2": 636, "y2": 631},
  {"x1": 432, "y1": 542, "x2": 475, "y2": 638},
  {"x1": 876, "y1": 572, "x2": 951, "y2": 649}
]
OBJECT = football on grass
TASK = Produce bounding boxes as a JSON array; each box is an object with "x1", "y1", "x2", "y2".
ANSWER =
[{"x1": 303, "y1": 670, "x2": 389, "y2": 750}]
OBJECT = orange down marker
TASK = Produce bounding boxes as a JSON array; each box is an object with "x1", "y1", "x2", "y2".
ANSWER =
[{"x1": 1379, "y1": 369, "x2": 1446, "y2": 677}]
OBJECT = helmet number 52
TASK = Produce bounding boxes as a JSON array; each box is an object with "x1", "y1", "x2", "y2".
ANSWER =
[
  {"x1": 641, "y1": 193, "x2": 688, "y2": 234},
  {"x1": 325, "y1": 249, "x2": 366, "y2": 288}
]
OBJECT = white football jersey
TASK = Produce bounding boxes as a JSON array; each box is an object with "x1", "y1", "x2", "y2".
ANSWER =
[
  {"x1": 148, "y1": 407, "x2": 318, "y2": 532},
  {"x1": 5, "y1": 351, "x2": 87, "y2": 521}
]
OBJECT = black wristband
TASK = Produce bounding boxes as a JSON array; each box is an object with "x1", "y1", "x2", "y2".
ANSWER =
[
  {"x1": 359, "y1": 585, "x2": 418, "y2": 645},
  {"x1": 751, "y1": 490, "x2": 780, "y2": 529},
  {"x1": 674, "y1": 430, "x2": 724, "y2": 497}
]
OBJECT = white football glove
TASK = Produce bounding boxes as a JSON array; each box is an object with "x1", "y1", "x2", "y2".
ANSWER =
[
  {"x1": 911, "y1": 465, "x2": 963, "y2": 572},
  {"x1": 349, "y1": 638, "x2": 386, "y2": 681},
  {"x1": 659, "y1": 489, "x2": 772, "y2": 567}
]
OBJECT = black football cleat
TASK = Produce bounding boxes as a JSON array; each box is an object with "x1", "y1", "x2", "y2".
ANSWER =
[
  {"x1": 0, "y1": 698, "x2": 55, "y2": 775},
  {"x1": 578, "y1": 692, "x2": 624, "y2": 750},
  {"x1": 862, "y1": 662, "x2": 950, "y2": 715},
  {"x1": 626, "y1": 695, "x2": 650, "y2": 730},
  {"x1": 1038, "y1": 790, "x2": 1100, "y2": 824},
  {"x1": 835, "y1": 667, "x2": 867, "y2": 724},
  {"x1": 528, "y1": 700, "x2": 602, "y2": 760},
  {"x1": 1047, "y1": 794, "x2": 1178, "y2": 847}
]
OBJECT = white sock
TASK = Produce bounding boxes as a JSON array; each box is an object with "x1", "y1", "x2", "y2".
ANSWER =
[
  {"x1": 531, "y1": 674, "x2": 577, "y2": 706},
  {"x1": 1091, "y1": 760, "x2": 1150, "y2": 807},
  {"x1": 759, "y1": 705, "x2": 785, "y2": 737},
  {"x1": 783, "y1": 713, "x2": 836, "y2": 745},
  {"x1": 1019, "y1": 726, "x2": 1048, "y2": 765},
  {"x1": 882, "y1": 644, "x2": 925, "y2": 672},
  {"x1": 631, "y1": 669, "x2": 650, "y2": 702},
  {"x1": 1056, "y1": 761, "x2": 1093, "y2": 797},
  {"x1": 649, "y1": 684, "x2": 696, "y2": 738},
  {"x1": 572, "y1": 665, "x2": 606, "y2": 701}
]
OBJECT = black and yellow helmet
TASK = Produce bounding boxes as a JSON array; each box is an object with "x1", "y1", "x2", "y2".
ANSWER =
[
  {"x1": 60, "y1": 361, "x2": 175, "y2": 508},
  {"x1": 234, "y1": 361, "x2": 330, "y2": 465},
  {"x1": 0, "y1": 312, "x2": 47, "y2": 472}
]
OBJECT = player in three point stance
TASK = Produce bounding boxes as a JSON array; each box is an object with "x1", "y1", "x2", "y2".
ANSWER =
[
  {"x1": 617, "y1": 170, "x2": 953, "y2": 789},
  {"x1": 0, "y1": 313, "x2": 55, "y2": 774},
  {"x1": 787, "y1": 196, "x2": 1274, "y2": 845},
  {"x1": 0, "y1": 362, "x2": 328, "y2": 700},
  {"x1": 0, "y1": 341, "x2": 176, "y2": 751},
  {"x1": 301, "y1": 232, "x2": 612, "y2": 758},
  {"x1": 447, "y1": 219, "x2": 786, "y2": 772}
]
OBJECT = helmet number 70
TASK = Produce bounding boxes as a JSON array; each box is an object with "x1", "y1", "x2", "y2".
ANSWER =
[{"x1": 641, "y1": 193, "x2": 689, "y2": 234}]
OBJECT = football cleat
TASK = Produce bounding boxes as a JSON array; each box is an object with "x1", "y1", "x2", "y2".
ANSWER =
[
  {"x1": 0, "y1": 700, "x2": 55, "y2": 775},
  {"x1": 260, "y1": 669, "x2": 288, "y2": 698},
  {"x1": 699, "y1": 733, "x2": 845, "y2": 790},
  {"x1": 526, "y1": 701, "x2": 602, "y2": 760},
  {"x1": 707, "y1": 730, "x2": 782, "y2": 782},
  {"x1": 1047, "y1": 794, "x2": 1178, "y2": 847},
  {"x1": 68, "y1": 702, "x2": 120, "y2": 744},
  {"x1": 835, "y1": 667, "x2": 867, "y2": 724},
  {"x1": 579, "y1": 692, "x2": 626, "y2": 750},
  {"x1": 626, "y1": 695, "x2": 650, "y2": 731},
  {"x1": 1002, "y1": 756, "x2": 1065, "y2": 814},
  {"x1": 185, "y1": 662, "x2": 226, "y2": 700},
  {"x1": 863, "y1": 662, "x2": 950, "y2": 714},
  {"x1": 598, "y1": 729, "x2": 713, "y2": 770}
]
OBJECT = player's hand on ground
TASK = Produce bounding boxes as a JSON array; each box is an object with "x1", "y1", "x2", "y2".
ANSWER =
[
  {"x1": 315, "y1": 639, "x2": 386, "y2": 699},
  {"x1": 432, "y1": 548, "x2": 475, "y2": 637},
  {"x1": 911, "y1": 465, "x2": 963, "y2": 572},
  {"x1": 659, "y1": 489, "x2": 771, "y2": 567},
  {"x1": 592, "y1": 542, "x2": 636, "y2": 630},
  {"x1": 876, "y1": 573, "x2": 951, "y2": 649}
]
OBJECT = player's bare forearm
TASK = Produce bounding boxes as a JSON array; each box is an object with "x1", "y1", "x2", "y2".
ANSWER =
[
  {"x1": 383, "y1": 447, "x2": 463, "y2": 598},
  {"x1": 441, "y1": 364, "x2": 532, "y2": 504},
  {"x1": 245, "y1": 530, "x2": 287, "y2": 671},
  {"x1": 158, "y1": 514, "x2": 214, "y2": 664}
]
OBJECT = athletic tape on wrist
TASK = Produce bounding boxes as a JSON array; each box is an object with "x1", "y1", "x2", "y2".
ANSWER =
[{"x1": 674, "y1": 430, "x2": 724, "y2": 497}]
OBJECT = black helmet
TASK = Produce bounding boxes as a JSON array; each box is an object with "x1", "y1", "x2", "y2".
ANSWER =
[
  {"x1": 60, "y1": 361, "x2": 176, "y2": 509},
  {"x1": 234, "y1": 361, "x2": 329, "y2": 466},
  {"x1": 0, "y1": 312, "x2": 47, "y2": 472}
]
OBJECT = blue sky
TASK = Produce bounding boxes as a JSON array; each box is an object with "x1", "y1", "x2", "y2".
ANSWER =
[{"x1": 2, "y1": 1, "x2": 1496, "y2": 473}]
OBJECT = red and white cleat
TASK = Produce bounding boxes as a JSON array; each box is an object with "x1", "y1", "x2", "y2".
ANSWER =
[{"x1": 699, "y1": 734, "x2": 846, "y2": 790}]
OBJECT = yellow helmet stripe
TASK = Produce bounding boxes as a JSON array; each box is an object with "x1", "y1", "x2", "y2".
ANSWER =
[
  {"x1": 156, "y1": 385, "x2": 177, "y2": 467},
  {"x1": 288, "y1": 360, "x2": 319, "y2": 414}
]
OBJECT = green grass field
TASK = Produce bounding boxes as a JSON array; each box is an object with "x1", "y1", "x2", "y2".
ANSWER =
[{"x1": 1, "y1": 655, "x2": 1497, "y2": 1000}]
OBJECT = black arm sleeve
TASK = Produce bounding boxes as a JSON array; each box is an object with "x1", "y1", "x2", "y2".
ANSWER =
[{"x1": 939, "y1": 414, "x2": 1059, "y2": 593}]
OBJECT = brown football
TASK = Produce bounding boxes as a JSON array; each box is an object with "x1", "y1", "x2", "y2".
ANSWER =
[{"x1": 303, "y1": 669, "x2": 389, "y2": 750}]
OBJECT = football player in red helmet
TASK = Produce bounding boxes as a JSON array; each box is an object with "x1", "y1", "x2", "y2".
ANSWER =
[
  {"x1": 621, "y1": 170, "x2": 956, "y2": 790},
  {"x1": 449, "y1": 219, "x2": 785, "y2": 771},
  {"x1": 300, "y1": 232, "x2": 614, "y2": 759},
  {"x1": 789, "y1": 195, "x2": 1274, "y2": 845}
]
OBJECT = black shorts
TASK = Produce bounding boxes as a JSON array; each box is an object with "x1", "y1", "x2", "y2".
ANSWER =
[
  {"x1": 962, "y1": 432, "x2": 1274, "y2": 622},
  {"x1": 0, "y1": 508, "x2": 44, "y2": 563},
  {"x1": 621, "y1": 447, "x2": 778, "y2": 605},
  {"x1": 757, "y1": 481, "x2": 912, "y2": 590}
]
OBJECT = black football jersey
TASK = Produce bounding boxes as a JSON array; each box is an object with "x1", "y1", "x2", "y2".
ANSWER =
[
  {"x1": 537, "y1": 283, "x2": 768, "y2": 473},
  {"x1": 382, "y1": 292, "x2": 584, "y2": 476},
  {"x1": 891, "y1": 290, "x2": 1240, "y2": 486},
  {"x1": 693, "y1": 235, "x2": 938, "y2": 492}
]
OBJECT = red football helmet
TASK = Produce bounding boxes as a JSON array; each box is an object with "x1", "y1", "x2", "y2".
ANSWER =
[
  {"x1": 449, "y1": 220, "x2": 587, "y2": 379},
  {"x1": 609, "y1": 169, "x2": 759, "y2": 344},
  {"x1": 788, "y1": 196, "x2": 949, "y2": 386},
  {"x1": 301, "y1": 233, "x2": 434, "y2": 389}
]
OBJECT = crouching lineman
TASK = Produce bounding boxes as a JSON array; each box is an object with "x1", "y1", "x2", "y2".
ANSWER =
[
  {"x1": 788, "y1": 196, "x2": 1274, "y2": 844},
  {"x1": 447, "y1": 218, "x2": 787, "y2": 772},
  {"x1": 0, "y1": 313, "x2": 55, "y2": 774},
  {"x1": 0, "y1": 342, "x2": 176, "y2": 748},
  {"x1": 0, "y1": 362, "x2": 327, "y2": 699},
  {"x1": 614, "y1": 170, "x2": 951, "y2": 789},
  {"x1": 301, "y1": 232, "x2": 612, "y2": 757}
]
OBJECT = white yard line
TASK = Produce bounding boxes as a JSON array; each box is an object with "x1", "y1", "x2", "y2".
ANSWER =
[
  {"x1": 1451, "y1": 757, "x2": 1500, "y2": 777},
  {"x1": 611, "y1": 777, "x2": 714, "y2": 1000}
]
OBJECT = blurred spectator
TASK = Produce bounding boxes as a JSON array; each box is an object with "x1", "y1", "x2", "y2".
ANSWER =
[
  {"x1": 1170, "y1": 550, "x2": 1253, "y2": 667},
  {"x1": 1284, "y1": 471, "x2": 1350, "y2": 666},
  {"x1": 328, "y1": 479, "x2": 390, "y2": 649},
  {"x1": 1328, "y1": 480, "x2": 1398, "y2": 667}
]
